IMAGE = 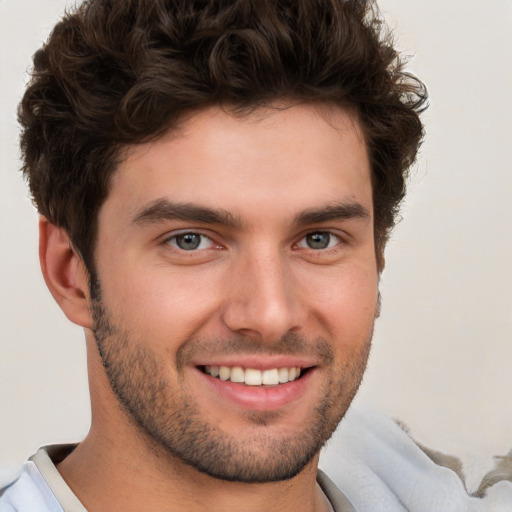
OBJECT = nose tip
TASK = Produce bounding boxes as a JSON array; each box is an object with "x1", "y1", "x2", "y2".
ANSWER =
[
  {"x1": 234, "y1": 299, "x2": 296, "y2": 342},
  {"x1": 221, "y1": 256, "x2": 302, "y2": 342}
]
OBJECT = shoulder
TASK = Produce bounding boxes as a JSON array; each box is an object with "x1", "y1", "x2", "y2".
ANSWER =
[
  {"x1": 0, "y1": 481, "x2": 16, "y2": 510},
  {"x1": 0, "y1": 461, "x2": 58, "y2": 512},
  {"x1": 320, "y1": 404, "x2": 512, "y2": 512},
  {"x1": 0, "y1": 445, "x2": 81, "y2": 512}
]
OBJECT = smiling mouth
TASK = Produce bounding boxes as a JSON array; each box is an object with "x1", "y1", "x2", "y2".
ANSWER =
[{"x1": 200, "y1": 365, "x2": 310, "y2": 386}]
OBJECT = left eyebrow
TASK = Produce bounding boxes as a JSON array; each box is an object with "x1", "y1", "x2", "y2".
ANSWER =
[{"x1": 293, "y1": 202, "x2": 370, "y2": 226}]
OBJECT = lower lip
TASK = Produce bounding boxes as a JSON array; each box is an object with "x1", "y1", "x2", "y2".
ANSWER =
[{"x1": 196, "y1": 368, "x2": 315, "y2": 412}]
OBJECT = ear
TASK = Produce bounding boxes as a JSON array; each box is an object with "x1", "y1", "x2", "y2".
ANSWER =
[{"x1": 39, "y1": 217, "x2": 93, "y2": 329}]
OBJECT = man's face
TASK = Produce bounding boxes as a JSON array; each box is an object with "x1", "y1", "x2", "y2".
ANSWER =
[{"x1": 90, "y1": 104, "x2": 378, "y2": 482}]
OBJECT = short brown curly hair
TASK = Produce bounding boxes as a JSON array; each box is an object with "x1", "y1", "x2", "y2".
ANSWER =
[{"x1": 19, "y1": 0, "x2": 427, "y2": 272}]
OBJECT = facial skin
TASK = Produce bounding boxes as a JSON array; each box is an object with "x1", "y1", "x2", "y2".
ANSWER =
[
  {"x1": 50, "y1": 103, "x2": 379, "y2": 506},
  {"x1": 82, "y1": 103, "x2": 379, "y2": 483}
]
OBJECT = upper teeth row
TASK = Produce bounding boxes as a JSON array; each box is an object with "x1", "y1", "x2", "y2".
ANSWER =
[{"x1": 204, "y1": 366, "x2": 301, "y2": 386}]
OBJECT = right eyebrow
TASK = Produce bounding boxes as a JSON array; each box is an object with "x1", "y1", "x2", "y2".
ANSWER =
[{"x1": 131, "y1": 199, "x2": 242, "y2": 228}]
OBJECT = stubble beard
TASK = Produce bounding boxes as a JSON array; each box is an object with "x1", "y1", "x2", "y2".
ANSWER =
[{"x1": 90, "y1": 277, "x2": 372, "y2": 483}]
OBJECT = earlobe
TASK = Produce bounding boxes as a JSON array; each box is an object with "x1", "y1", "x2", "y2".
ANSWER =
[{"x1": 39, "y1": 217, "x2": 93, "y2": 329}]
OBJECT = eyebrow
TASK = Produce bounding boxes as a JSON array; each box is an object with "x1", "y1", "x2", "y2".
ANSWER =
[
  {"x1": 293, "y1": 202, "x2": 370, "y2": 226},
  {"x1": 132, "y1": 199, "x2": 370, "y2": 229},
  {"x1": 132, "y1": 199, "x2": 242, "y2": 228}
]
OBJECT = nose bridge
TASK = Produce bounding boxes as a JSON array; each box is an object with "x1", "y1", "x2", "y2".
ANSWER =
[{"x1": 222, "y1": 244, "x2": 301, "y2": 341}]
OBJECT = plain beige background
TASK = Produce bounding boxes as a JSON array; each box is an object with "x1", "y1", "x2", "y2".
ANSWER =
[{"x1": 1, "y1": 0, "x2": 511, "y2": 492}]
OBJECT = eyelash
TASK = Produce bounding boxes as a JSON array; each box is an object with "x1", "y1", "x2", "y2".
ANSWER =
[
  {"x1": 295, "y1": 231, "x2": 342, "y2": 251},
  {"x1": 164, "y1": 232, "x2": 218, "y2": 251}
]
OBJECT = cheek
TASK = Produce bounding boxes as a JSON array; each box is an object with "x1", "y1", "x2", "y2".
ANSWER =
[
  {"x1": 99, "y1": 262, "x2": 226, "y2": 345},
  {"x1": 307, "y1": 264, "x2": 378, "y2": 339}
]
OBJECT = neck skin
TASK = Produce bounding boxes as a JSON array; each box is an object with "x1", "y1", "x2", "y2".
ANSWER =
[{"x1": 56, "y1": 335, "x2": 332, "y2": 512}]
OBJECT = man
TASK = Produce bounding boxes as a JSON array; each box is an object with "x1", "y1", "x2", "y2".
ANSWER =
[{"x1": 1, "y1": 0, "x2": 510, "y2": 511}]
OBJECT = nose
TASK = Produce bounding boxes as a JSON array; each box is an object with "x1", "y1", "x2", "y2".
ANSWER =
[{"x1": 221, "y1": 248, "x2": 304, "y2": 343}]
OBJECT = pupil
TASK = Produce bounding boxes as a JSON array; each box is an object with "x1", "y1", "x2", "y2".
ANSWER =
[
  {"x1": 307, "y1": 232, "x2": 330, "y2": 249},
  {"x1": 177, "y1": 233, "x2": 201, "y2": 250}
]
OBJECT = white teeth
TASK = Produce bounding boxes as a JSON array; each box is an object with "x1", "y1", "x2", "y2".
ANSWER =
[
  {"x1": 204, "y1": 365, "x2": 303, "y2": 385},
  {"x1": 230, "y1": 366, "x2": 245, "y2": 383},
  {"x1": 262, "y1": 368, "x2": 279, "y2": 385},
  {"x1": 245, "y1": 368, "x2": 262, "y2": 386},
  {"x1": 278, "y1": 367, "x2": 289, "y2": 383},
  {"x1": 219, "y1": 366, "x2": 230, "y2": 381}
]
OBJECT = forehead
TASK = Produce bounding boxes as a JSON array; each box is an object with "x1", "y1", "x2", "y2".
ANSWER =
[{"x1": 105, "y1": 103, "x2": 372, "y2": 224}]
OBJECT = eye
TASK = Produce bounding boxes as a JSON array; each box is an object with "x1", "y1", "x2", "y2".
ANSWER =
[
  {"x1": 297, "y1": 231, "x2": 340, "y2": 250},
  {"x1": 165, "y1": 232, "x2": 215, "y2": 251}
]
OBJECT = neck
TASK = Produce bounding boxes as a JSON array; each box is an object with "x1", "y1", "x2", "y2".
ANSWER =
[{"x1": 57, "y1": 427, "x2": 330, "y2": 512}]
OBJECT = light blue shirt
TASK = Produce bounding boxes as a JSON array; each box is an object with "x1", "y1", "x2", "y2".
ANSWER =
[
  {"x1": 0, "y1": 445, "x2": 353, "y2": 512},
  {"x1": 0, "y1": 447, "x2": 86, "y2": 512}
]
